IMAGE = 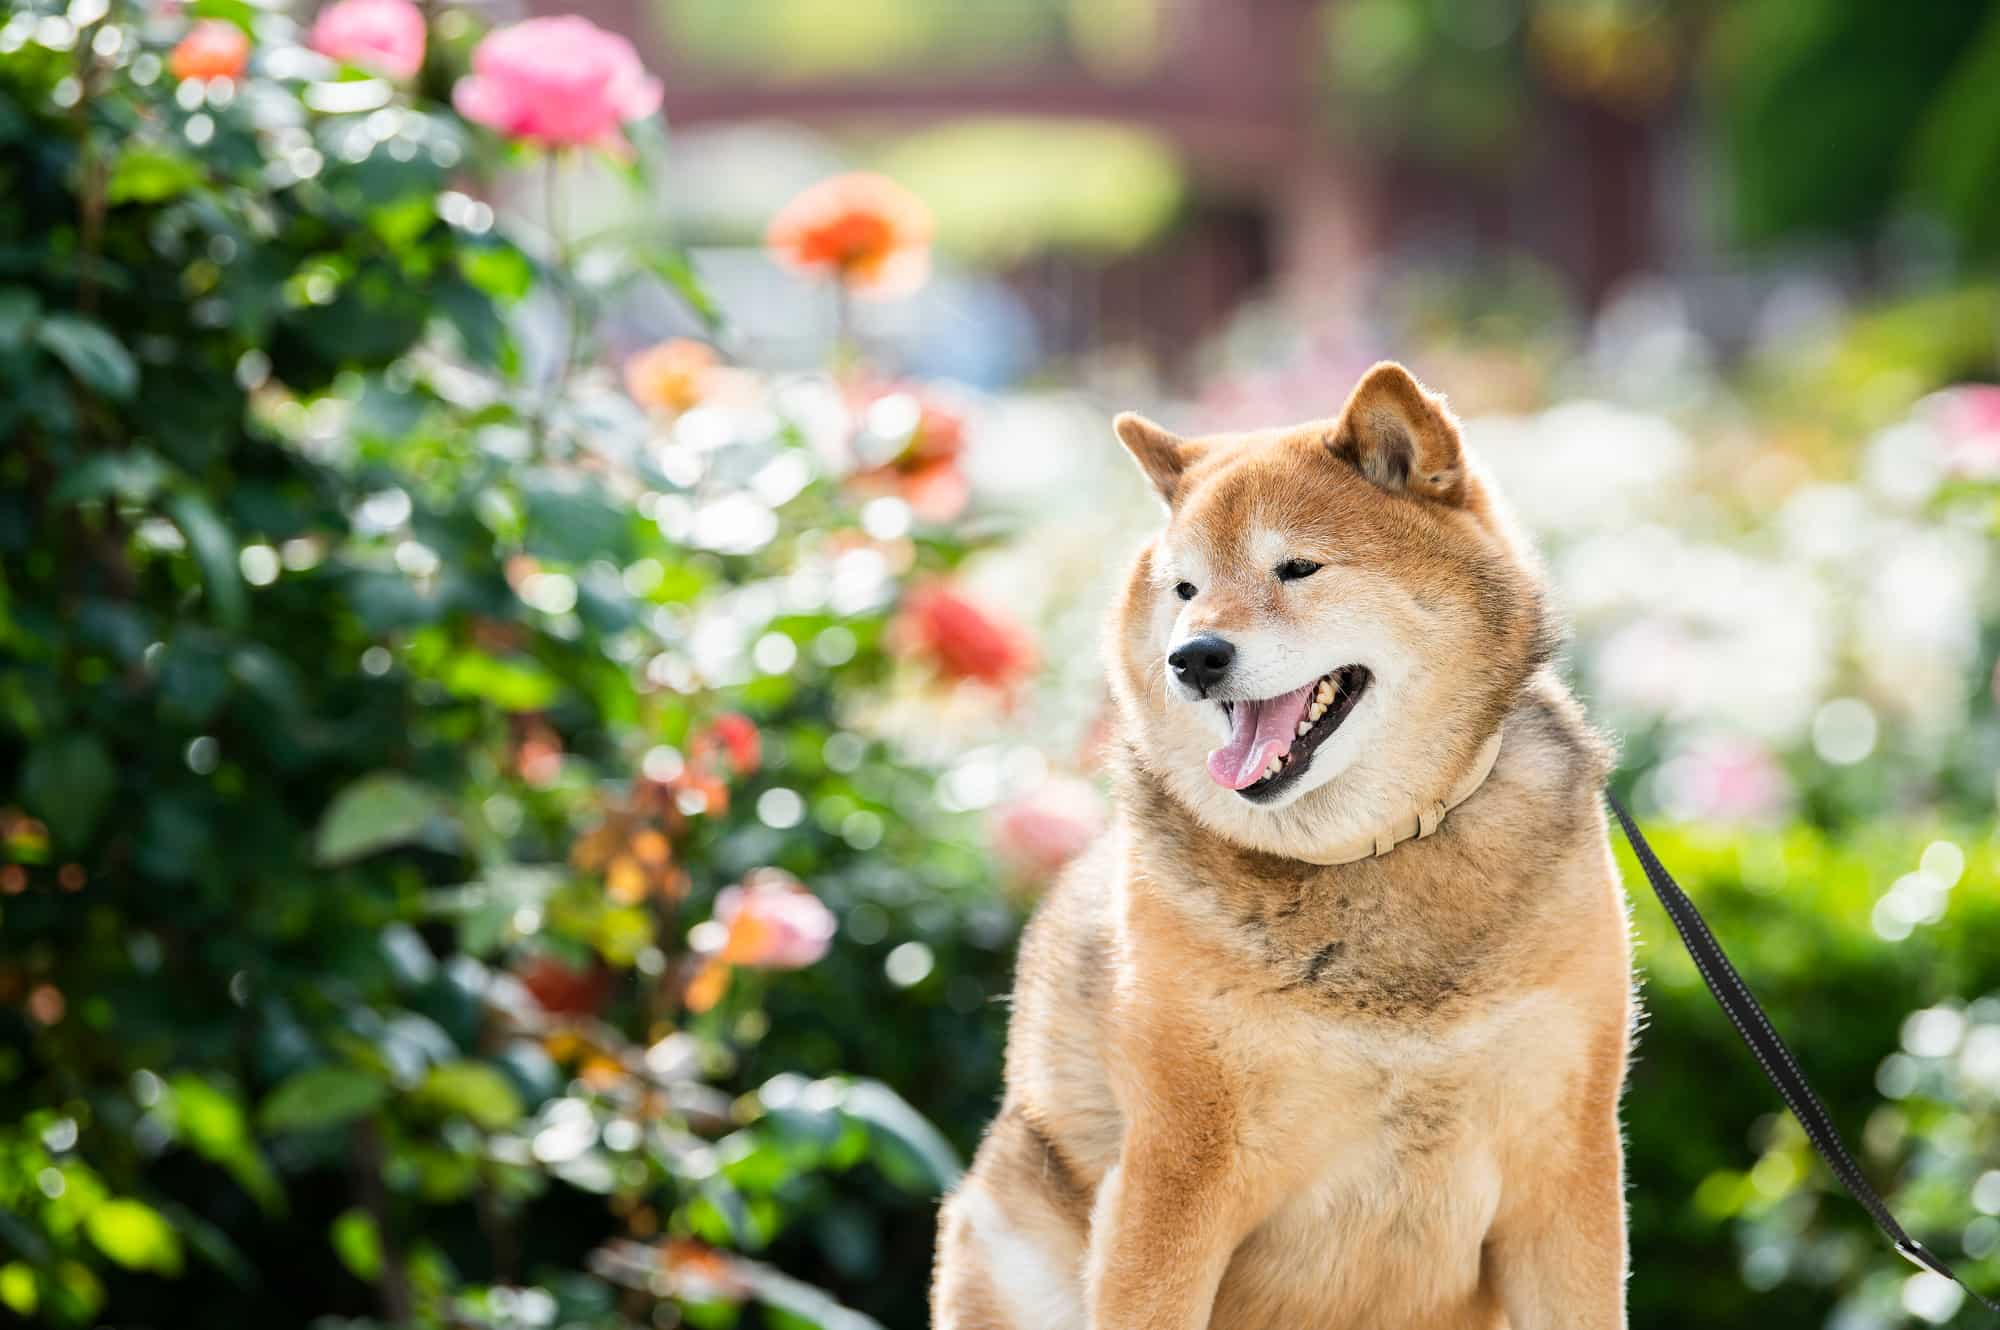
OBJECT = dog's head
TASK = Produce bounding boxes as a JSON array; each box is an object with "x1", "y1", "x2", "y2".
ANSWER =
[{"x1": 1107, "y1": 362, "x2": 1555, "y2": 858}]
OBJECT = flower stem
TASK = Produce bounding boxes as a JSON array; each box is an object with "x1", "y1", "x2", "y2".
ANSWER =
[
  {"x1": 352, "y1": 1118, "x2": 413, "y2": 1323},
  {"x1": 832, "y1": 280, "x2": 857, "y2": 378},
  {"x1": 534, "y1": 150, "x2": 582, "y2": 456}
]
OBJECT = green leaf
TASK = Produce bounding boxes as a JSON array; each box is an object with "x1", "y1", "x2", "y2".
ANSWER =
[
  {"x1": 313, "y1": 772, "x2": 444, "y2": 865},
  {"x1": 839, "y1": 1080, "x2": 961, "y2": 1191},
  {"x1": 50, "y1": 448, "x2": 171, "y2": 506},
  {"x1": 38, "y1": 315, "x2": 138, "y2": 400},
  {"x1": 431, "y1": 275, "x2": 508, "y2": 366},
  {"x1": 366, "y1": 193, "x2": 436, "y2": 251},
  {"x1": 0, "y1": 288, "x2": 39, "y2": 349},
  {"x1": 329, "y1": 1209, "x2": 381, "y2": 1282},
  {"x1": 0, "y1": 1263, "x2": 35, "y2": 1317},
  {"x1": 107, "y1": 148, "x2": 204, "y2": 205},
  {"x1": 521, "y1": 472, "x2": 630, "y2": 564},
  {"x1": 417, "y1": 1062, "x2": 523, "y2": 1130},
  {"x1": 734, "y1": 1259, "x2": 885, "y2": 1330},
  {"x1": 187, "y1": 0, "x2": 256, "y2": 28},
  {"x1": 167, "y1": 1075, "x2": 282, "y2": 1210},
  {"x1": 153, "y1": 1199, "x2": 255, "y2": 1285},
  {"x1": 84, "y1": 1199, "x2": 182, "y2": 1275},
  {"x1": 50, "y1": 1261, "x2": 103, "y2": 1319},
  {"x1": 645, "y1": 249, "x2": 725, "y2": 334},
  {"x1": 20, "y1": 734, "x2": 115, "y2": 851},
  {"x1": 459, "y1": 244, "x2": 535, "y2": 304},
  {"x1": 258, "y1": 1066, "x2": 388, "y2": 1132},
  {"x1": 440, "y1": 651, "x2": 560, "y2": 712},
  {"x1": 163, "y1": 492, "x2": 247, "y2": 628}
]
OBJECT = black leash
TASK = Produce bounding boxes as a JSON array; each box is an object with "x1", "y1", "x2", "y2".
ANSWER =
[{"x1": 1607, "y1": 791, "x2": 2000, "y2": 1317}]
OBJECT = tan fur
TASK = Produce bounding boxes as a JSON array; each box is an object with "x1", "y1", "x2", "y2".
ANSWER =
[{"x1": 934, "y1": 363, "x2": 1633, "y2": 1330}]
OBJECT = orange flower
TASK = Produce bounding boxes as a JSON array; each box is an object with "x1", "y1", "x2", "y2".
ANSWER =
[
  {"x1": 894, "y1": 582, "x2": 1035, "y2": 689},
  {"x1": 660, "y1": 1239, "x2": 752, "y2": 1300},
  {"x1": 171, "y1": 20, "x2": 250, "y2": 81},
  {"x1": 573, "y1": 813, "x2": 685, "y2": 904},
  {"x1": 624, "y1": 338, "x2": 717, "y2": 414},
  {"x1": 766, "y1": 172, "x2": 933, "y2": 298},
  {"x1": 682, "y1": 958, "x2": 729, "y2": 1014}
]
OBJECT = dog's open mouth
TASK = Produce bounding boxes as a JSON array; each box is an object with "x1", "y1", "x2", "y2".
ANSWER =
[{"x1": 1209, "y1": 666, "x2": 1372, "y2": 802}]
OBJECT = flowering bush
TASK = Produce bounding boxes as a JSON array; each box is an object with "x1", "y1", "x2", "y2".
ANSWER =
[{"x1": 0, "y1": 4, "x2": 1013, "y2": 1328}]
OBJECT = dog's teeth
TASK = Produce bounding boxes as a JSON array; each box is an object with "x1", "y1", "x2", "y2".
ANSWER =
[
  {"x1": 1315, "y1": 683, "x2": 1333, "y2": 704},
  {"x1": 1297, "y1": 721, "x2": 1311, "y2": 737},
  {"x1": 1308, "y1": 702, "x2": 1325, "y2": 720}
]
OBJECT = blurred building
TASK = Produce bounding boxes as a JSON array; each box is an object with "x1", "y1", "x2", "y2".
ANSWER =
[{"x1": 541, "y1": 0, "x2": 1675, "y2": 377}]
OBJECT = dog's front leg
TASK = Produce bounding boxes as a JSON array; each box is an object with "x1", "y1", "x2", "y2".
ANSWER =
[
  {"x1": 1082, "y1": 1134, "x2": 1253, "y2": 1330},
  {"x1": 1485, "y1": 1106, "x2": 1628, "y2": 1330}
]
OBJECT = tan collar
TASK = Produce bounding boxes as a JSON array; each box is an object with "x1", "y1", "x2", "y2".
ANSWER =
[{"x1": 1291, "y1": 731, "x2": 1504, "y2": 867}]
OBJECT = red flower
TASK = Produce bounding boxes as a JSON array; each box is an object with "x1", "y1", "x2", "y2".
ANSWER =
[
  {"x1": 516, "y1": 953, "x2": 610, "y2": 1016},
  {"x1": 766, "y1": 172, "x2": 933, "y2": 298},
  {"x1": 170, "y1": 20, "x2": 249, "y2": 81},
  {"x1": 894, "y1": 583, "x2": 1035, "y2": 689},
  {"x1": 692, "y1": 712, "x2": 761, "y2": 776},
  {"x1": 850, "y1": 387, "x2": 971, "y2": 522}
]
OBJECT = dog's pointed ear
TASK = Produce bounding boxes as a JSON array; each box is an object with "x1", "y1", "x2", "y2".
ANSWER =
[
  {"x1": 1329, "y1": 362, "x2": 1466, "y2": 505},
  {"x1": 1114, "y1": 412, "x2": 1188, "y2": 506}
]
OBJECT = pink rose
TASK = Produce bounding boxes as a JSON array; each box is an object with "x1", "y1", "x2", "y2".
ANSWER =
[
  {"x1": 452, "y1": 16, "x2": 663, "y2": 149},
  {"x1": 991, "y1": 778, "x2": 1105, "y2": 880},
  {"x1": 1931, "y1": 384, "x2": 2000, "y2": 478},
  {"x1": 310, "y1": 0, "x2": 426, "y2": 81},
  {"x1": 711, "y1": 869, "x2": 836, "y2": 970},
  {"x1": 1656, "y1": 736, "x2": 1791, "y2": 824}
]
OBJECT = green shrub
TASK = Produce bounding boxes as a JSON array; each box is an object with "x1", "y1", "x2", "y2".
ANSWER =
[
  {"x1": 1618, "y1": 821, "x2": 2000, "y2": 1330},
  {"x1": 0, "y1": 4, "x2": 1009, "y2": 1326}
]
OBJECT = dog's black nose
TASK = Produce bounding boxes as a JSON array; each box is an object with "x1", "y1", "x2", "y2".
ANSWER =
[{"x1": 1168, "y1": 635, "x2": 1236, "y2": 695}]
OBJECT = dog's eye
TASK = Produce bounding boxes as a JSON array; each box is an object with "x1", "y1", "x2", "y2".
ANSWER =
[
  {"x1": 1276, "y1": 559, "x2": 1323, "y2": 582},
  {"x1": 1174, "y1": 581, "x2": 1198, "y2": 601}
]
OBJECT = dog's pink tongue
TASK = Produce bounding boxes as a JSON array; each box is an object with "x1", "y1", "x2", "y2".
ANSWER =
[{"x1": 1207, "y1": 683, "x2": 1314, "y2": 789}]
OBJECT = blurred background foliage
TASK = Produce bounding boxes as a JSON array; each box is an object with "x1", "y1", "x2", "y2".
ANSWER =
[{"x1": 4, "y1": 0, "x2": 2000, "y2": 1328}]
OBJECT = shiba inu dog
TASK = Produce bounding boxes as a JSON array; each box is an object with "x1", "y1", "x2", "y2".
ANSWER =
[{"x1": 932, "y1": 363, "x2": 1633, "y2": 1329}]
